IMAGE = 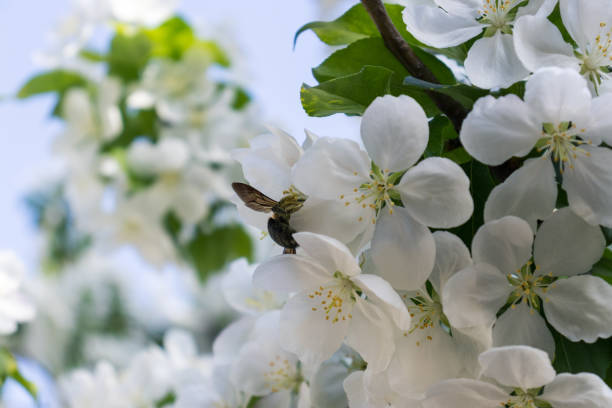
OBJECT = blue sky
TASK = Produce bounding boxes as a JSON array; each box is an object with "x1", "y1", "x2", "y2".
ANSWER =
[{"x1": 0, "y1": 0, "x2": 359, "y2": 269}]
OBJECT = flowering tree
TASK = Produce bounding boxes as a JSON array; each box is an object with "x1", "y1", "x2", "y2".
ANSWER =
[{"x1": 3, "y1": 0, "x2": 612, "y2": 407}]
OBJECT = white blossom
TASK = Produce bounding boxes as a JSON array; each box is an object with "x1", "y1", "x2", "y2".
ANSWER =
[{"x1": 0, "y1": 251, "x2": 35, "y2": 335}]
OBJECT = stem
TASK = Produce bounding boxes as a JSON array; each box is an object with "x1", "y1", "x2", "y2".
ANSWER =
[{"x1": 360, "y1": 0, "x2": 467, "y2": 132}]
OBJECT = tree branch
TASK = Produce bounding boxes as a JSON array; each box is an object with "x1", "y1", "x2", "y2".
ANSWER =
[{"x1": 360, "y1": 0, "x2": 467, "y2": 131}]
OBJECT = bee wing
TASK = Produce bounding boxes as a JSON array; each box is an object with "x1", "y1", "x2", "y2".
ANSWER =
[{"x1": 232, "y1": 182, "x2": 278, "y2": 213}]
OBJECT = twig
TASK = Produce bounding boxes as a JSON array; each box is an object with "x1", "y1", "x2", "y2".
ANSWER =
[{"x1": 360, "y1": 0, "x2": 467, "y2": 131}]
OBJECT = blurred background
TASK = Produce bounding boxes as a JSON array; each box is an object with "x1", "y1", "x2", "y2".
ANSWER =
[{"x1": 0, "y1": 0, "x2": 359, "y2": 406}]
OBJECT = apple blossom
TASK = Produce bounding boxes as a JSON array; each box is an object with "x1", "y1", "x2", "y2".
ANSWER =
[
  {"x1": 401, "y1": 0, "x2": 558, "y2": 88},
  {"x1": 461, "y1": 67, "x2": 612, "y2": 228},
  {"x1": 253, "y1": 232, "x2": 411, "y2": 371},
  {"x1": 443, "y1": 208, "x2": 612, "y2": 357},
  {"x1": 0, "y1": 251, "x2": 35, "y2": 335},
  {"x1": 422, "y1": 346, "x2": 612, "y2": 408}
]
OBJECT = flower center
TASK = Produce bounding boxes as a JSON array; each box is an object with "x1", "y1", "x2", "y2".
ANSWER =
[
  {"x1": 507, "y1": 261, "x2": 557, "y2": 311},
  {"x1": 339, "y1": 168, "x2": 396, "y2": 224},
  {"x1": 478, "y1": 0, "x2": 524, "y2": 32},
  {"x1": 307, "y1": 272, "x2": 359, "y2": 324},
  {"x1": 263, "y1": 355, "x2": 300, "y2": 393},
  {"x1": 578, "y1": 22, "x2": 612, "y2": 93},
  {"x1": 402, "y1": 290, "x2": 450, "y2": 346},
  {"x1": 244, "y1": 290, "x2": 281, "y2": 312},
  {"x1": 506, "y1": 388, "x2": 549, "y2": 408},
  {"x1": 537, "y1": 121, "x2": 591, "y2": 172}
]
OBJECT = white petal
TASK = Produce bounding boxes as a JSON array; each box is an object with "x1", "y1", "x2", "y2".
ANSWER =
[
  {"x1": 293, "y1": 232, "x2": 361, "y2": 277},
  {"x1": 397, "y1": 157, "x2": 473, "y2": 228},
  {"x1": 472, "y1": 216, "x2": 534, "y2": 276},
  {"x1": 560, "y1": 0, "x2": 612, "y2": 51},
  {"x1": 361, "y1": 95, "x2": 428, "y2": 172},
  {"x1": 590, "y1": 93, "x2": 612, "y2": 146},
  {"x1": 292, "y1": 137, "x2": 370, "y2": 200},
  {"x1": 423, "y1": 379, "x2": 507, "y2": 408},
  {"x1": 402, "y1": 1, "x2": 482, "y2": 48},
  {"x1": 484, "y1": 157, "x2": 557, "y2": 231},
  {"x1": 212, "y1": 317, "x2": 256, "y2": 365},
  {"x1": 543, "y1": 275, "x2": 612, "y2": 343},
  {"x1": 370, "y1": 208, "x2": 436, "y2": 291},
  {"x1": 524, "y1": 67, "x2": 592, "y2": 126},
  {"x1": 442, "y1": 263, "x2": 512, "y2": 329},
  {"x1": 478, "y1": 345, "x2": 556, "y2": 389},
  {"x1": 253, "y1": 254, "x2": 331, "y2": 293},
  {"x1": 280, "y1": 290, "x2": 350, "y2": 369},
  {"x1": 343, "y1": 371, "x2": 369, "y2": 408},
  {"x1": 430, "y1": 231, "x2": 472, "y2": 296},
  {"x1": 389, "y1": 325, "x2": 473, "y2": 398},
  {"x1": 465, "y1": 33, "x2": 529, "y2": 89},
  {"x1": 352, "y1": 273, "x2": 411, "y2": 331},
  {"x1": 290, "y1": 198, "x2": 366, "y2": 246},
  {"x1": 563, "y1": 146, "x2": 612, "y2": 227},
  {"x1": 492, "y1": 303, "x2": 555, "y2": 359},
  {"x1": 345, "y1": 298, "x2": 395, "y2": 373},
  {"x1": 459, "y1": 95, "x2": 539, "y2": 165},
  {"x1": 541, "y1": 373, "x2": 612, "y2": 408},
  {"x1": 534, "y1": 207, "x2": 605, "y2": 277},
  {"x1": 513, "y1": 15, "x2": 578, "y2": 72},
  {"x1": 516, "y1": 0, "x2": 560, "y2": 18}
]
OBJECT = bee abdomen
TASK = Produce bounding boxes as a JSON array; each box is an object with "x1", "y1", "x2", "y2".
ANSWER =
[{"x1": 268, "y1": 217, "x2": 298, "y2": 250}]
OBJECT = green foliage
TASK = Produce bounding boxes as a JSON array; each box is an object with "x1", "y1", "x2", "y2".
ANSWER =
[
  {"x1": 301, "y1": 66, "x2": 395, "y2": 117},
  {"x1": 108, "y1": 31, "x2": 153, "y2": 82},
  {"x1": 450, "y1": 161, "x2": 496, "y2": 247},
  {"x1": 17, "y1": 70, "x2": 88, "y2": 99},
  {"x1": 0, "y1": 348, "x2": 37, "y2": 400},
  {"x1": 403, "y1": 77, "x2": 487, "y2": 110},
  {"x1": 164, "y1": 210, "x2": 254, "y2": 283},
  {"x1": 548, "y1": 4, "x2": 576, "y2": 47},
  {"x1": 295, "y1": 3, "x2": 419, "y2": 47},
  {"x1": 552, "y1": 327, "x2": 612, "y2": 386},
  {"x1": 592, "y1": 249, "x2": 612, "y2": 285},
  {"x1": 425, "y1": 116, "x2": 472, "y2": 165}
]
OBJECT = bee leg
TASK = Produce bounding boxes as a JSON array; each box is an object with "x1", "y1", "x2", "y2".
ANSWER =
[{"x1": 283, "y1": 248, "x2": 297, "y2": 255}]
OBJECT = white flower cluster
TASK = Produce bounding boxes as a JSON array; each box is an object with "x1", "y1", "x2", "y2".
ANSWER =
[
  {"x1": 223, "y1": 0, "x2": 612, "y2": 406},
  {"x1": 0, "y1": 251, "x2": 35, "y2": 336}
]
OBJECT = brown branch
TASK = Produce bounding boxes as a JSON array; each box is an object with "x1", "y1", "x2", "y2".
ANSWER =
[{"x1": 360, "y1": 0, "x2": 467, "y2": 132}]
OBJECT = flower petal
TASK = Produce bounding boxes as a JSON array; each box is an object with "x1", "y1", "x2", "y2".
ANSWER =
[
  {"x1": 292, "y1": 137, "x2": 370, "y2": 200},
  {"x1": 560, "y1": 0, "x2": 612, "y2": 51},
  {"x1": 563, "y1": 146, "x2": 612, "y2": 227},
  {"x1": 361, "y1": 95, "x2": 429, "y2": 172},
  {"x1": 212, "y1": 316, "x2": 256, "y2": 365},
  {"x1": 492, "y1": 303, "x2": 555, "y2": 359},
  {"x1": 459, "y1": 95, "x2": 539, "y2": 165},
  {"x1": 352, "y1": 273, "x2": 411, "y2": 331},
  {"x1": 396, "y1": 157, "x2": 473, "y2": 228},
  {"x1": 370, "y1": 208, "x2": 436, "y2": 291},
  {"x1": 345, "y1": 298, "x2": 395, "y2": 373},
  {"x1": 541, "y1": 373, "x2": 612, "y2": 408},
  {"x1": 484, "y1": 157, "x2": 557, "y2": 231},
  {"x1": 253, "y1": 254, "x2": 331, "y2": 293},
  {"x1": 430, "y1": 231, "x2": 472, "y2": 296},
  {"x1": 543, "y1": 275, "x2": 612, "y2": 343},
  {"x1": 472, "y1": 216, "x2": 534, "y2": 276},
  {"x1": 590, "y1": 93, "x2": 612, "y2": 146},
  {"x1": 343, "y1": 372, "x2": 369, "y2": 408},
  {"x1": 423, "y1": 379, "x2": 507, "y2": 408},
  {"x1": 279, "y1": 290, "x2": 350, "y2": 369},
  {"x1": 465, "y1": 33, "x2": 529, "y2": 89},
  {"x1": 293, "y1": 232, "x2": 361, "y2": 277},
  {"x1": 402, "y1": 1, "x2": 482, "y2": 48},
  {"x1": 513, "y1": 15, "x2": 578, "y2": 72},
  {"x1": 478, "y1": 345, "x2": 556, "y2": 390},
  {"x1": 524, "y1": 67, "x2": 592, "y2": 127},
  {"x1": 534, "y1": 207, "x2": 605, "y2": 277},
  {"x1": 442, "y1": 263, "x2": 512, "y2": 329}
]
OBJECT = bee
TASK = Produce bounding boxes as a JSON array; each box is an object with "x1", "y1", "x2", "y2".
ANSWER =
[{"x1": 232, "y1": 182, "x2": 305, "y2": 254}]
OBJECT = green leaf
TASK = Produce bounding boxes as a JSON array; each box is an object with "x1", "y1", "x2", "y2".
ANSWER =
[
  {"x1": 552, "y1": 327, "x2": 612, "y2": 381},
  {"x1": 301, "y1": 66, "x2": 395, "y2": 117},
  {"x1": 443, "y1": 147, "x2": 472, "y2": 164},
  {"x1": 79, "y1": 49, "x2": 106, "y2": 62},
  {"x1": 108, "y1": 31, "x2": 152, "y2": 82},
  {"x1": 295, "y1": 3, "x2": 419, "y2": 47},
  {"x1": 591, "y1": 248, "x2": 612, "y2": 284},
  {"x1": 403, "y1": 76, "x2": 487, "y2": 109},
  {"x1": 145, "y1": 16, "x2": 196, "y2": 60},
  {"x1": 186, "y1": 224, "x2": 254, "y2": 282},
  {"x1": 17, "y1": 70, "x2": 88, "y2": 99},
  {"x1": 449, "y1": 161, "x2": 496, "y2": 246},
  {"x1": 425, "y1": 116, "x2": 458, "y2": 158}
]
